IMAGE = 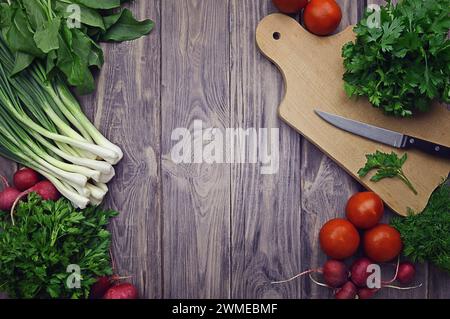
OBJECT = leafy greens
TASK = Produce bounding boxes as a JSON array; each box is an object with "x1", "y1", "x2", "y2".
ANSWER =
[
  {"x1": 0, "y1": 193, "x2": 118, "y2": 299},
  {"x1": 392, "y1": 182, "x2": 450, "y2": 272},
  {"x1": 358, "y1": 151, "x2": 417, "y2": 195},
  {"x1": 0, "y1": 0, "x2": 154, "y2": 94},
  {"x1": 342, "y1": 0, "x2": 450, "y2": 117}
]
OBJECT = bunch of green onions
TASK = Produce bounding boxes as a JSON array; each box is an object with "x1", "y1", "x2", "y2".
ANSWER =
[{"x1": 0, "y1": 38, "x2": 122, "y2": 208}]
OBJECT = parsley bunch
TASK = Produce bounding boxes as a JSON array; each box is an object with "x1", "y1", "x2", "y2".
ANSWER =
[
  {"x1": 0, "y1": 193, "x2": 118, "y2": 299},
  {"x1": 342, "y1": 0, "x2": 450, "y2": 117},
  {"x1": 392, "y1": 182, "x2": 450, "y2": 272}
]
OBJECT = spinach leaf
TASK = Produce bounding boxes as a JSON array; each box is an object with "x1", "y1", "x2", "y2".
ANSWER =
[
  {"x1": 0, "y1": 0, "x2": 154, "y2": 94},
  {"x1": 2, "y1": 5, "x2": 43, "y2": 57},
  {"x1": 101, "y1": 9, "x2": 154, "y2": 42},
  {"x1": 11, "y1": 52, "x2": 35, "y2": 75},
  {"x1": 55, "y1": 1, "x2": 106, "y2": 31},
  {"x1": 21, "y1": 0, "x2": 48, "y2": 30},
  {"x1": 34, "y1": 18, "x2": 61, "y2": 53},
  {"x1": 73, "y1": 0, "x2": 121, "y2": 10},
  {"x1": 56, "y1": 26, "x2": 95, "y2": 94}
]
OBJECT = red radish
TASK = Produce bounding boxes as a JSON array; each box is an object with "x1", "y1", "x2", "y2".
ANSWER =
[
  {"x1": 396, "y1": 262, "x2": 416, "y2": 284},
  {"x1": 0, "y1": 175, "x2": 20, "y2": 211},
  {"x1": 10, "y1": 180, "x2": 60, "y2": 222},
  {"x1": 90, "y1": 275, "x2": 132, "y2": 299},
  {"x1": 350, "y1": 257, "x2": 373, "y2": 288},
  {"x1": 103, "y1": 283, "x2": 139, "y2": 299},
  {"x1": 90, "y1": 276, "x2": 114, "y2": 299},
  {"x1": 322, "y1": 260, "x2": 349, "y2": 288},
  {"x1": 30, "y1": 180, "x2": 61, "y2": 201},
  {"x1": 271, "y1": 260, "x2": 348, "y2": 288},
  {"x1": 13, "y1": 168, "x2": 40, "y2": 192},
  {"x1": 358, "y1": 287, "x2": 379, "y2": 299},
  {"x1": 335, "y1": 281, "x2": 357, "y2": 299}
]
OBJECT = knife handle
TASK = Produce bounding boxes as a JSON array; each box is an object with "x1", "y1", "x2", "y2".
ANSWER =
[{"x1": 403, "y1": 136, "x2": 450, "y2": 159}]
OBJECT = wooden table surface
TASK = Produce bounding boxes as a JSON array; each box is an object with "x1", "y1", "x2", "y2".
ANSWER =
[{"x1": 1, "y1": 0, "x2": 448, "y2": 299}]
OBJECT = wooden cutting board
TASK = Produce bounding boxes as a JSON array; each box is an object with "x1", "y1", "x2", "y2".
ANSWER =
[{"x1": 256, "y1": 14, "x2": 450, "y2": 216}]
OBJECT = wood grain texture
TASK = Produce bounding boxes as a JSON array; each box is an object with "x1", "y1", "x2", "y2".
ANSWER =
[
  {"x1": 161, "y1": 0, "x2": 231, "y2": 298},
  {"x1": 230, "y1": 0, "x2": 303, "y2": 299},
  {"x1": 428, "y1": 266, "x2": 450, "y2": 299},
  {"x1": 78, "y1": 0, "x2": 163, "y2": 299},
  {"x1": 2, "y1": 0, "x2": 449, "y2": 300}
]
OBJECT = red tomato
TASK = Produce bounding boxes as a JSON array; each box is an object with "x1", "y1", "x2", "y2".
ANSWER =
[
  {"x1": 273, "y1": 0, "x2": 309, "y2": 14},
  {"x1": 364, "y1": 224, "x2": 402, "y2": 262},
  {"x1": 346, "y1": 192, "x2": 384, "y2": 229},
  {"x1": 303, "y1": 0, "x2": 342, "y2": 36},
  {"x1": 319, "y1": 218, "x2": 360, "y2": 260}
]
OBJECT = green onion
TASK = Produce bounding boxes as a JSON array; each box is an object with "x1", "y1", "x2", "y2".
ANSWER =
[{"x1": 0, "y1": 37, "x2": 122, "y2": 208}]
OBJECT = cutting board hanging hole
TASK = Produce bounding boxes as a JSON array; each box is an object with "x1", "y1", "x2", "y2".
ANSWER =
[{"x1": 273, "y1": 32, "x2": 281, "y2": 40}]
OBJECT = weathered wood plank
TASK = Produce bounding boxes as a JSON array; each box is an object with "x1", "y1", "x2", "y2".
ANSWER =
[
  {"x1": 78, "y1": 0, "x2": 162, "y2": 298},
  {"x1": 160, "y1": 0, "x2": 231, "y2": 298},
  {"x1": 429, "y1": 266, "x2": 450, "y2": 299},
  {"x1": 230, "y1": 0, "x2": 303, "y2": 299},
  {"x1": 299, "y1": 0, "x2": 365, "y2": 299},
  {"x1": 0, "y1": 159, "x2": 16, "y2": 186}
]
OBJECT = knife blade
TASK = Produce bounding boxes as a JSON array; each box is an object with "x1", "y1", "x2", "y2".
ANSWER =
[{"x1": 315, "y1": 110, "x2": 450, "y2": 159}]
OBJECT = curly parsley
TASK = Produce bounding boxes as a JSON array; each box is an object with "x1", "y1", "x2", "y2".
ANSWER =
[
  {"x1": 342, "y1": 0, "x2": 450, "y2": 117},
  {"x1": 0, "y1": 193, "x2": 118, "y2": 299}
]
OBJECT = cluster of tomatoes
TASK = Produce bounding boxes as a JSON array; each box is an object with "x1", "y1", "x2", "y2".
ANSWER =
[
  {"x1": 319, "y1": 192, "x2": 403, "y2": 263},
  {"x1": 272, "y1": 0, "x2": 343, "y2": 36}
]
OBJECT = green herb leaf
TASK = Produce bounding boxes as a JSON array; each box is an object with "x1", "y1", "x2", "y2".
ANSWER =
[
  {"x1": 358, "y1": 151, "x2": 417, "y2": 194},
  {"x1": 0, "y1": 193, "x2": 118, "y2": 299}
]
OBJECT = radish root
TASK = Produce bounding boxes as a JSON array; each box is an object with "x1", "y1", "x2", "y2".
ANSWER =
[
  {"x1": 0, "y1": 175, "x2": 9, "y2": 188},
  {"x1": 10, "y1": 189, "x2": 32, "y2": 226},
  {"x1": 382, "y1": 256, "x2": 400, "y2": 284},
  {"x1": 308, "y1": 273, "x2": 333, "y2": 288},
  {"x1": 383, "y1": 283, "x2": 423, "y2": 290},
  {"x1": 271, "y1": 269, "x2": 320, "y2": 285}
]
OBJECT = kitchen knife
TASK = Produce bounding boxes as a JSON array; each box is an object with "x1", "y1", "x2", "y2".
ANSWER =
[{"x1": 315, "y1": 110, "x2": 450, "y2": 159}]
